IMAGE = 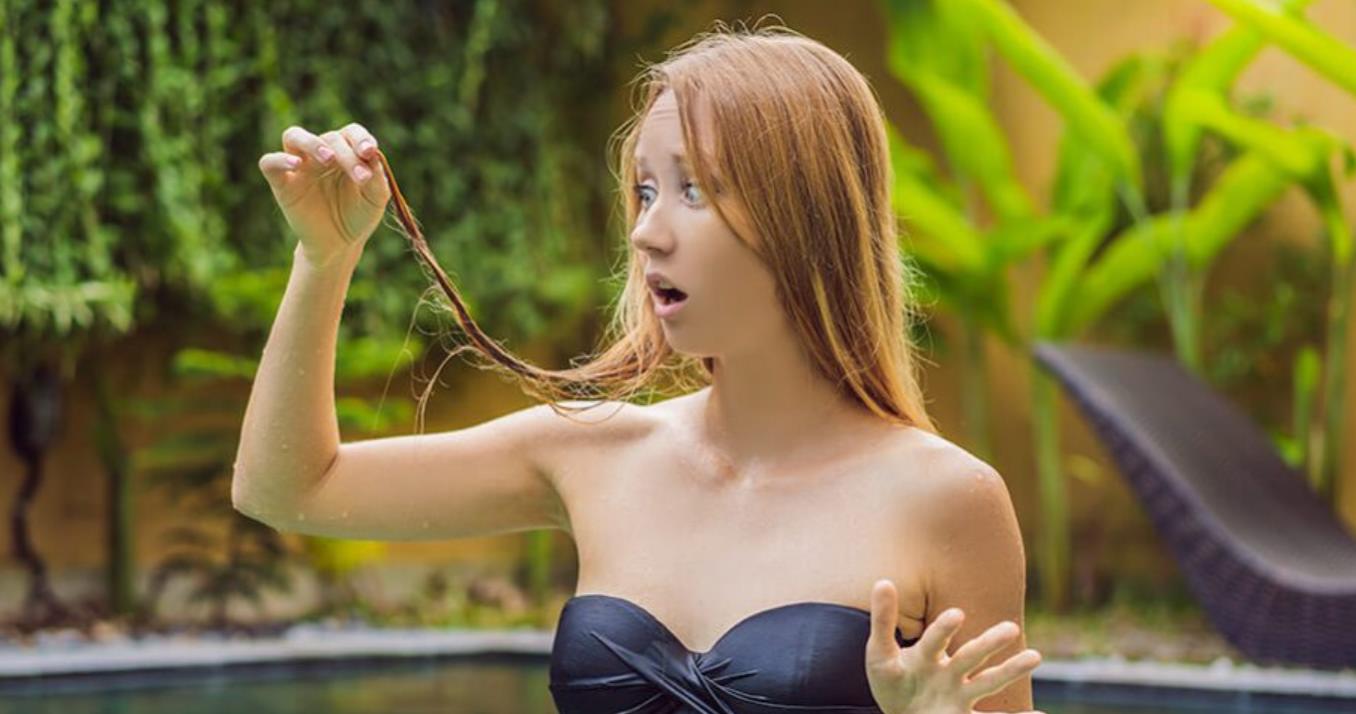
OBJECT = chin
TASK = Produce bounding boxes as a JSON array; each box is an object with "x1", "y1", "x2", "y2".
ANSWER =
[{"x1": 659, "y1": 331, "x2": 699, "y2": 356}]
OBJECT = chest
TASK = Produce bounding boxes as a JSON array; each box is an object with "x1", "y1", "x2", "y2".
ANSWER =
[{"x1": 553, "y1": 427, "x2": 931, "y2": 650}]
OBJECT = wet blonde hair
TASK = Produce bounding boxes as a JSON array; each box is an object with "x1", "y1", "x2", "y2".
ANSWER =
[{"x1": 389, "y1": 20, "x2": 935, "y2": 432}]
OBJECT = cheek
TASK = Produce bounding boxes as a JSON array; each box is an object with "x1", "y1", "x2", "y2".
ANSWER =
[
  {"x1": 706, "y1": 241, "x2": 777, "y2": 312},
  {"x1": 679, "y1": 208, "x2": 776, "y2": 309}
]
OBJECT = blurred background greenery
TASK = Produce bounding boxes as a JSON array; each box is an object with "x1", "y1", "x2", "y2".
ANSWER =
[{"x1": 1, "y1": 0, "x2": 1354, "y2": 664}]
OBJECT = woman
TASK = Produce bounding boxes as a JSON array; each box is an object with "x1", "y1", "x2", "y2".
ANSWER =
[{"x1": 235, "y1": 22, "x2": 1044, "y2": 714}]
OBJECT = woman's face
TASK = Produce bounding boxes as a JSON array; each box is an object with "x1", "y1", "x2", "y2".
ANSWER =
[{"x1": 630, "y1": 89, "x2": 785, "y2": 360}]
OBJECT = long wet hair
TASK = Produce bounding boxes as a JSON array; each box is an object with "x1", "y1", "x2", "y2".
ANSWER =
[{"x1": 382, "y1": 20, "x2": 936, "y2": 433}]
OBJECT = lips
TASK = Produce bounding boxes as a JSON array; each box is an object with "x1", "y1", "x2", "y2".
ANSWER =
[
  {"x1": 651, "y1": 284, "x2": 687, "y2": 305},
  {"x1": 644, "y1": 271, "x2": 689, "y2": 318},
  {"x1": 651, "y1": 288, "x2": 687, "y2": 318},
  {"x1": 644, "y1": 271, "x2": 689, "y2": 304}
]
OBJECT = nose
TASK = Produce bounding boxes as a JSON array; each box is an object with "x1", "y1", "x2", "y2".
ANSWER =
[{"x1": 628, "y1": 202, "x2": 675, "y2": 257}]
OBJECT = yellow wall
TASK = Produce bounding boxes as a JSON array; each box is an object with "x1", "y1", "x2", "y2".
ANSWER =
[{"x1": 995, "y1": 0, "x2": 1356, "y2": 529}]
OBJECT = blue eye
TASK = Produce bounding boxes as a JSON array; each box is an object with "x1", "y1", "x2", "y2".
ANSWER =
[
  {"x1": 633, "y1": 184, "x2": 655, "y2": 207},
  {"x1": 683, "y1": 181, "x2": 704, "y2": 204},
  {"x1": 632, "y1": 180, "x2": 704, "y2": 208}
]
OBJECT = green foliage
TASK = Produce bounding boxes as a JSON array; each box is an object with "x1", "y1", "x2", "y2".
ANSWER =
[
  {"x1": 1180, "y1": 0, "x2": 1356, "y2": 496},
  {"x1": 1097, "y1": 241, "x2": 1330, "y2": 462},
  {"x1": 0, "y1": 0, "x2": 675, "y2": 627},
  {"x1": 2, "y1": 0, "x2": 633, "y2": 356},
  {"x1": 1208, "y1": 0, "x2": 1356, "y2": 96},
  {"x1": 958, "y1": 0, "x2": 1141, "y2": 190},
  {"x1": 880, "y1": 0, "x2": 1353, "y2": 611},
  {"x1": 142, "y1": 519, "x2": 292, "y2": 628},
  {"x1": 0, "y1": 0, "x2": 136, "y2": 341},
  {"x1": 133, "y1": 375, "x2": 295, "y2": 625}
]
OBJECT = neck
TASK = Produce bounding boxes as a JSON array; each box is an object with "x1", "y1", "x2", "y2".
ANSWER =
[{"x1": 696, "y1": 338, "x2": 878, "y2": 481}]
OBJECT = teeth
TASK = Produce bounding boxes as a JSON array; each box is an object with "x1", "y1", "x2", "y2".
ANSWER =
[{"x1": 657, "y1": 279, "x2": 675, "y2": 290}]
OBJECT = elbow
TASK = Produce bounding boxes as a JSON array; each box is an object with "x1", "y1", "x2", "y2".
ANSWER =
[
  {"x1": 230, "y1": 470, "x2": 250, "y2": 514},
  {"x1": 230, "y1": 482, "x2": 265, "y2": 522},
  {"x1": 230, "y1": 455, "x2": 336, "y2": 530},
  {"x1": 230, "y1": 456, "x2": 254, "y2": 511},
  {"x1": 229, "y1": 465, "x2": 257, "y2": 515},
  {"x1": 230, "y1": 475, "x2": 283, "y2": 528}
]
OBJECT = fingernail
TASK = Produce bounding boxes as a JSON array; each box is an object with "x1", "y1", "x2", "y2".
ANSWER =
[
  {"x1": 359, "y1": 141, "x2": 376, "y2": 155},
  {"x1": 284, "y1": 155, "x2": 301, "y2": 169},
  {"x1": 353, "y1": 165, "x2": 372, "y2": 182},
  {"x1": 317, "y1": 146, "x2": 335, "y2": 163}
]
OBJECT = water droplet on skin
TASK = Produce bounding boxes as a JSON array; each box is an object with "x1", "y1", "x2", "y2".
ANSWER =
[
  {"x1": 340, "y1": 510, "x2": 349, "y2": 520},
  {"x1": 297, "y1": 512, "x2": 306, "y2": 522},
  {"x1": 298, "y1": 368, "x2": 306, "y2": 377},
  {"x1": 421, "y1": 520, "x2": 430, "y2": 530}
]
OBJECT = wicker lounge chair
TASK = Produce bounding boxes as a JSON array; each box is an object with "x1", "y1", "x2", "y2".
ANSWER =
[{"x1": 1032, "y1": 341, "x2": 1356, "y2": 670}]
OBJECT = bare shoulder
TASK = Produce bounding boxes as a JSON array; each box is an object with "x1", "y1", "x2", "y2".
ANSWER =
[
  {"x1": 525, "y1": 398, "x2": 654, "y2": 434},
  {"x1": 890, "y1": 430, "x2": 1030, "y2": 709},
  {"x1": 881, "y1": 426, "x2": 1011, "y2": 528},
  {"x1": 525, "y1": 398, "x2": 665, "y2": 525},
  {"x1": 524, "y1": 398, "x2": 659, "y2": 464}
]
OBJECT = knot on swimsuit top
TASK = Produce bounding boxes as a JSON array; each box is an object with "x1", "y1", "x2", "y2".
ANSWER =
[{"x1": 549, "y1": 593, "x2": 918, "y2": 714}]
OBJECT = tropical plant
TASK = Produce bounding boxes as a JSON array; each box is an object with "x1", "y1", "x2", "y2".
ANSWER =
[
  {"x1": 883, "y1": 0, "x2": 1144, "y2": 613},
  {"x1": 2, "y1": 0, "x2": 141, "y2": 623},
  {"x1": 879, "y1": 0, "x2": 1341, "y2": 611},
  {"x1": 1203, "y1": 0, "x2": 1356, "y2": 509},
  {"x1": 2, "y1": 0, "x2": 669, "y2": 627}
]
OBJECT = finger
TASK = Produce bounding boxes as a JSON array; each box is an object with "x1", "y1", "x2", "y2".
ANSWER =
[
  {"x1": 281, "y1": 125, "x2": 335, "y2": 166},
  {"x1": 337, "y1": 124, "x2": 389, "y2": 207},
  {"x1": 866, "y1": 580, "x2": 900, "y2": 660},
  {"x1": 961, "y1": 648, "x2": 1042, "y2": 700},
  {"x1": 258, "y1": 151, "x2": 303, "y2": 187},
  {"x1": 917, "y1": 607, "x2": 965, "y2": 662},
  {"x1": 340, "y1": 122, "x2": 380, "y2": 161},
  {"x1": 319, "y1": 130, "x2": 371, "y2": 185},
  {"x1": 948, "y1": 619, "x2": 1020, "y2": 677}
]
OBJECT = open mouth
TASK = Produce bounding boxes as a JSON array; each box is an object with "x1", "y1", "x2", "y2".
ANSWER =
[{"x1": 653, "y1": 286, "x2": 688, "y2": 306}]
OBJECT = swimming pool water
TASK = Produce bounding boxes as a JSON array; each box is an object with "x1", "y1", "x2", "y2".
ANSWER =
[{"x1": 0, "y1": 656, "x2": 1348, "y2": 713}]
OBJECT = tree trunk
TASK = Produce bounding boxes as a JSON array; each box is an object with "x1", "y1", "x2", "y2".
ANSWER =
[
  {"x1": 93, "y1": 368, "x2": 136, "y2": 616},
  {"x1": 6, "y1": 364, "x2": 70, "y2": 627}
]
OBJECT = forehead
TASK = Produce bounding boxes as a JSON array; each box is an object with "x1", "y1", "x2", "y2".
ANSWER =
[{"x1": 633, "y1": 91, "x2": 686, "y2": 166}]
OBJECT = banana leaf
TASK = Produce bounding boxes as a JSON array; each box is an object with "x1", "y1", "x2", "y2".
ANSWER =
[
  {"x1": 1207, "y1": 0, "x2": 1356, "y2": 95},
  {"x1": 883, "y1": 0, "x2": 1031, "y2": 220},
  {"x1": 1067, "y1": 152, "x2": 1292, "y2": 333},
  {"x1": 1164, "y1": 0, "x2": 1314, "y2": 181},
  {"x1": 893, "y1": 170, "x2": 987, "y2": 275},
  {"x1": 959, "y1": 0, "x2": 1141, "y2": 188},
  {"x1": 896, "y1": 69, "x2": 1034, "y2": 220}
]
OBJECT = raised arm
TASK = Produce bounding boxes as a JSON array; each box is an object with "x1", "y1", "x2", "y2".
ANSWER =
[
  {"x1": 230, "y1": 121, "x2": 624, "y2": 541},
  {"x1": 231, "y1": 121, "x2": 390, "y2": 528},
  {"x1": 236, "y1": 400, "x2": 629, "y2": 540}
]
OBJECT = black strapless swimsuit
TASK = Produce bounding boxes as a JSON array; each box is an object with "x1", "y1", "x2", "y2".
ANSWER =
[{"x1": 548, "y1": 593, "x2": 919, "y2": 713}]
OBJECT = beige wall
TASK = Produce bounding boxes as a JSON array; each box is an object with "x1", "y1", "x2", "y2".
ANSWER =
[{"x1": 997, "y1": 0, "x2": 1356, "y2": 527}]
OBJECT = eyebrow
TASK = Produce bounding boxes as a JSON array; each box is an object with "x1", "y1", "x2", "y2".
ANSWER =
[{"x1": 634, "y1": 152, "x2": 689, "y2": 168}]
